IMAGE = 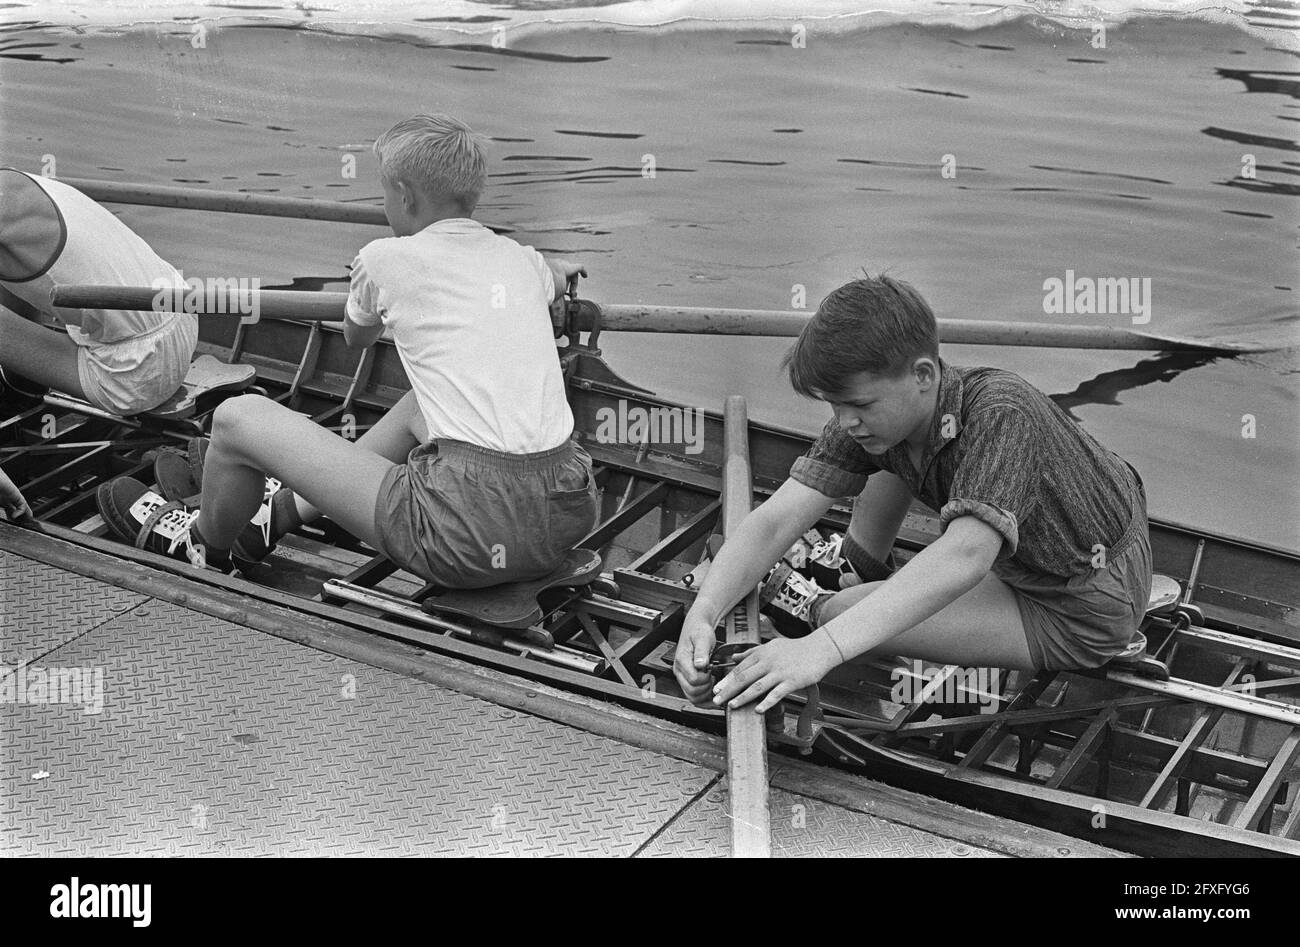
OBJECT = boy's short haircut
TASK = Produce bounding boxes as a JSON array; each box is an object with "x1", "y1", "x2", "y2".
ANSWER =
[
  {"x1": 373, "y1": 114, "x2": 488, "y2": 211},
  {"x1": 782, "y1": 275, "x2": 940, "y2": 396}
]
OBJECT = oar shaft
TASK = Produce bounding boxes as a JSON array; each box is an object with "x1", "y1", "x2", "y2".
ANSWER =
[
  {"x1": 48, "y1": 284, "x2": 1259, "y2": 353},
  {"x1": 61, "y1": 176, "x2": 390, "y2": 226},
  {"x1": 51, "y1": 284, "x2": 346, "y2": 322},
  {"x1": 594, "y1": 305, "x2": 1253, "y2": 353},
  {"x1": 721, "y1": 395, "x2": 771, "y2": 859}
]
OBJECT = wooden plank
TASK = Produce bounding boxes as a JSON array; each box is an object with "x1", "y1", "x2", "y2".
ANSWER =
[
  {"x1": 956, "y1": 673, "x2": 1059, "y2": 770},
  {"x1": 1103, "y1": 667, "x2": 1300, "y2": 727},
  {"x1": 576, "y1": 613, "x2": 638, "y2": 687},
  {"x1": 721, "y1": 395, "x2": 770, "y2": 858},
  {"x1": 626, "y1": 499, "x2": 721, "y2": 573},
  {"x1": 895, "y1": 693, "x2": 1172, "y2": 739},
  {"x1": 1172, "y1": 625, "x2": 1300, "y2": 671},
  {"x1": 579, "y1": 481, "x2": 670, "y2": 550},
  {"x1": 1138, "y1": 660, "x2": 1248, "y2": 811},
  {"x1": 1110, "y1": 727, "x2": 1270, "y2": 787},
  {"x1": 613, "y1": 603, "x2": 685, "y2": 669},
  {"x1": 1045, "y1": 707, "x2": 1119, "y2": 791},
  {"x1": 611, "y1": 568, "x2": 698, "y2": 610},
  {"x1": 1281, "y1": 793, "x2": 1300, "y2": 840},
  {"x1": 1234, "y1": 730, "x2": 1300, "y2": 831}
]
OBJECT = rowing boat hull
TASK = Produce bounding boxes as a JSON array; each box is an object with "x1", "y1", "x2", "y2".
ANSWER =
[{"x1": 4, "y1": 313, "x2": 1298, "y2": 856}]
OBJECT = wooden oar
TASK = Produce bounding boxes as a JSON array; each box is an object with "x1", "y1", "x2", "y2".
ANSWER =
[
  {"x1": 720, "y1": 395, "x2": 771, "y2": 858},
  {"x1": 36, "y1": 178, "x2": 1284, "y2": 354},
  {"x1": 48, "y1": 283, "x2": 1273, "y2": 353},
  {"x1": 590, "y1": 305, "x2": 1277, "y2": 354},
  {"x1": 61, "y1": 176, "x2": 390, "y2": 226}
]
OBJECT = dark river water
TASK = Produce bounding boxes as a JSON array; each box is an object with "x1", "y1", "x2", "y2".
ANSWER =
[{"x1": 1, "y1": 3, "x2": 1297, "y2": 548}]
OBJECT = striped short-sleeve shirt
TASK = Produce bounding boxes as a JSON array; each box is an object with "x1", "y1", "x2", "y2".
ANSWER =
[{"x1": 790, "y1": 359, "x2": 1145, "y2": 578}]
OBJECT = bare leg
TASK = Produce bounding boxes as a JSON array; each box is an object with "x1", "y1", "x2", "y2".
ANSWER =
[
  {"x1": 819, "y1": 572, "x2": 1036, "y2": 671},
  {"x1": 198, "y1": 394, "x2": 394, "y2": 550},
  {"x1": 292, "y1": 389, "x2": 428, "y2": 524},
  {"x1": 0, "y1": 310, "x2": 85, "y2": 399}
]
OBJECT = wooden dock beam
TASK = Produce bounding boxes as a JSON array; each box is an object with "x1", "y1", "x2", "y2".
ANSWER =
[{"x1": 721, "y1": 395, "x2": 772, "y2": 858}]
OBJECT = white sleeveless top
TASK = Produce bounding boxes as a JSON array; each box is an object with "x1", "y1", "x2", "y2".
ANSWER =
[{"x1": 0, "y1": 169, "x2": 184, "y2": 346}]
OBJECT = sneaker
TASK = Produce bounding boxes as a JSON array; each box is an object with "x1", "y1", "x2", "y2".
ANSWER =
[
  {"x1": 759, "y1": 560, "x2": 833, "y2": 639},
  {"x1": 185, "y1": 435, "x2": 209, "y2": 487},
  {"x1": 229, "y1": 492, "x2": 278, "y2": 572},
  {"x1": 96, "y1": 477, "x2": 227, "y2": 571},
  {"x1": 153, "y1": 449, "x2": 200, "y2": 503},
  {"x1": 154, "y1": 437, "x2": 281, "y2": 569},
  {"x1": 807, "y1": 532, "x2": 851, "y2": 588}
]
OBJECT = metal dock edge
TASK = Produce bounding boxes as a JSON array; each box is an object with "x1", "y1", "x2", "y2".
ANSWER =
[{"x1": 0, "y1": 522, "x2": 1122, "y2": 857}]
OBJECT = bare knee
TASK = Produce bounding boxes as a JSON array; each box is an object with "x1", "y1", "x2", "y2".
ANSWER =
[
  {"x1": 211, "y1": 394, "x2": 275, "y2": 454},
  {"x1": 818, "y1": 580, "x2": 885, "y2": 624}
]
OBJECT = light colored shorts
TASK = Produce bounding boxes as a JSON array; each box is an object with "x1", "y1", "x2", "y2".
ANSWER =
[
  {"x1": 373, "y1": 437, "x2": 599, "y2": 589},
  {"x1": 75, "y1": 312, "x2": 198, "y2": 415},
  {"x1": 996, "y1": 484, "x2": 1153, "y2": 671}
]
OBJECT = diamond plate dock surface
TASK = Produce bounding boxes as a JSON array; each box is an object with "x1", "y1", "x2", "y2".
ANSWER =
[
  {"x1": 1, "y1": 598, "x2": 716, "y2": 856},
  {"x1": 639, "y1": 783, "x2": 1004, "y2": 858},
  {"x1": 0, "y1": 550, "x2": 147, "y2": 666}
]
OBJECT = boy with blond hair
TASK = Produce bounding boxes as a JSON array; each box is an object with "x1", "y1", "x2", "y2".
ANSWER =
[{"x1": 98, "y1": 114, "x2": 597, "y2": 585}]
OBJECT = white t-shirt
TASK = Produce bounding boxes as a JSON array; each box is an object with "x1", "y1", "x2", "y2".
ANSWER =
[
  {"x1": 346, "y1": 218, "x2": 574, "y2": 454},
  {"x1": 0, "y1": 170, "x2": 184, "y2": 346}
]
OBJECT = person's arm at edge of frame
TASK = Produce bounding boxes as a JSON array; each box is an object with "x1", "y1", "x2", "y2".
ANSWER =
[
  {"x1": 0, "y1": 466, "x2": 32, "y2": 521},
  {"x1": 714, "y1": 514, "x2": 1003, "y2": 712},
  {"x1": 343, "y1": 253, "x2": 386, "y2": 350},
  {"x1": 672, "y1": 478, "x2": 835, "y2": 703}
]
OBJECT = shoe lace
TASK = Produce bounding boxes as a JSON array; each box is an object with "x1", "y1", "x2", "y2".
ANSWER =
[
  {"x1": 248, "y1": 477, "x2": 282, "y2": 550},
  {"x1": 136, "y1": 500, "x2": 206, "y2": 567}
]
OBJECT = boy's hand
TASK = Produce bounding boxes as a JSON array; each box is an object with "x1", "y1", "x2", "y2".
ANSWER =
[
  {"x1": 553, "y1": 259, "x2": 587, "y2": 282},
  {"x1": 547, "y1": 258, "x2": 587, "y2": 300},
  {"x1": 672, "y1": 612, "x2": 719, "y2": 704},
  {"x1": 711, "y1": 631, "x2": 842, "y2": 713},
  {"x1": 0, "y1": 469, "x2": 32, "y2": 522}
]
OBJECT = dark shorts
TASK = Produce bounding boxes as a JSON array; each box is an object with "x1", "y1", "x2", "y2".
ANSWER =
[
  {"x1": 373, "y1": 437, "x2": 599, "y2": 588},
  {"x1": 996, "y1": 472, "x2": 1153, "y2": 671}
]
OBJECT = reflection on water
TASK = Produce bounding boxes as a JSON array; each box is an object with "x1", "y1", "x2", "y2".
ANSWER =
[{"x1": 1048, "y1": 352, "x2": 1220, "y2": 421}]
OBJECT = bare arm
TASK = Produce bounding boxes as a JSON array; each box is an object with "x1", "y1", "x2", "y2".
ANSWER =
[
  {"x1": 673, "y1": 478, "x2": 835, "y2": 701},
  {"x1": 847, "y1": 471, "x2": 913, "y2": 562},
  {"x1": 343, "y1": 313, "x2": 384, "y2": 350},
  {"x1": 543, "y1": 257, "x2": 587, "y2": 302},
  {"x1": 0, "y1": 466, "x2": 31, "y2": 521},
  {"x1": 821, "y1": 515, "x2": 1002, "y2": 660},
  {"x1": 710, "y1": 515, "x2": 1004, "y2": 712}
]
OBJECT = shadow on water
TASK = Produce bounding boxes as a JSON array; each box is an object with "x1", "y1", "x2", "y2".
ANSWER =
[
  {"x1": 262, "y1": 275, "x2": 349, "y2": 292},
  {"x1": 1048, "y1": 351, "x2": 1220, "y2": 421}
]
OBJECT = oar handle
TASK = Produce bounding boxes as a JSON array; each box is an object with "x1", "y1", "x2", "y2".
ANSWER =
[
  {"x1": 46, "y1": 284, "x2": 1267, "y2": 353},
  {"x1": 50, "y1": 284, "x2": 346, "y2": 323}
]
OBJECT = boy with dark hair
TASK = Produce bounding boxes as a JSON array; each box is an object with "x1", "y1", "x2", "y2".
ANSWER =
[{"x1": 675, "y1": 275, "x2": 1152, "y2": 712}]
